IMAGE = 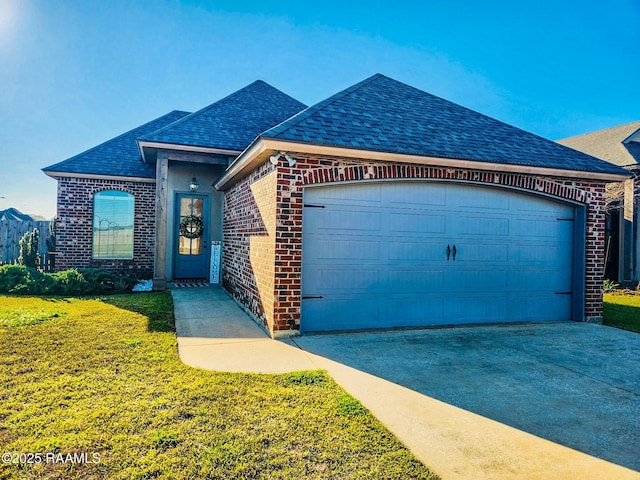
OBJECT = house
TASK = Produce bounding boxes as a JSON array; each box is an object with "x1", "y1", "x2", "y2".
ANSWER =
[
  {"x1": 558, "y1": 122, "x2": 640, "y2": 284},
  {"x1": 43, "y1": 74, "x2": 629, "y2": 337}
]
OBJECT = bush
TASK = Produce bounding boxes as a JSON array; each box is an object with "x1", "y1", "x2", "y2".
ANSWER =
[
  {"x1": 18, "y1": 228, "x2": 40, "y2": 268},
  {"x1": 0, "y1": 265, "x2": 54, "y2": 294},
  {"x1": 0, "y1": 265, "x2": 138, "y2": 295},
  {"x1": 50, "y1": 269, "x2": 90, "y2": 295}
]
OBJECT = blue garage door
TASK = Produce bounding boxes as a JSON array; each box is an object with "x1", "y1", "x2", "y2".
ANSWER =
[{"x1": 301, "y1": 181, "x2": 576, "y2": 332}]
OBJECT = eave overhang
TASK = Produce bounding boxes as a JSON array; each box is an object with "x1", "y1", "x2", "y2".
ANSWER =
[
  {"x1": 137, "y1": 140, "x2": 242, "y2": 163},
  {"x1": 214, "y1": 138, "x2": 632, "y2": 191},
  {"x1": 43, "y1": 171, "x2": 156, "y2": 183}
]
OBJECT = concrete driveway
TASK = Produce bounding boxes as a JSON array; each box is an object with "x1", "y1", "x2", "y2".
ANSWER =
[
  {"x1": 172, "y1": 287, "x2": 640, "y2": 479},
  {"x1": 294, "y1": 323, "x2": 640, "y2": 475}
]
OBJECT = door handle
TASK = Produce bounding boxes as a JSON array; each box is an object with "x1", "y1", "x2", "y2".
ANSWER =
[
  {"x1": 452, "y1": 244, "x2": 457, "y2": 261},
  {"x1": 446, "y1": 244, "x2": 451, "y2": 261}
]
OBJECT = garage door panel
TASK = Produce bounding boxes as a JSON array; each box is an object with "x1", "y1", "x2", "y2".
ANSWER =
[
  {"x1": 510, "y1": 244, "x2": 571, "y2": 266},
  {"x1": 444, "y1": 296, "x2": 508, "y2": 323},
  {"x1": 388, "y1": 270, "x2": 445, "y2": 292},
  {"x1": 511, "y1": 219, "x2": 573, "y2": 238},
  {"x1": 383, "y1": 297, "x2": 444, "y2": 325},
  {"x1": 507, "y1": 295, "x2": 571, "y2": 321},
  {"x1": 457, "y1": 216, "x2": 509, "y2": 236},
  {"x1": 314, "y1": 183, "x2": 382, "y2": 204},
  {"x1": 510, "y1": 195, "x2": 574, "y2": 215},
  {"x1": 304, "y1": 237, "x2": 381, "y2": 261},
  {"x1": 388, "y1": 241, "x2": 447, "y2": 262},
  {"x1": 302, "y1": 182, "x2": 577, "y2": 331},
  {"x1": 303, "y1": 268, "x2": 380, "y2": 292},
  {"x1": 445, "y1": 269, "x2": 507, "y2": 291},
  {"x1": 388, "y1": 213, "x2": 446, "y2": 234},
  {"x1": 508, "y1": 270, "x2": 572, "y2": 292},
  {"x1": 447, "y1": 186, "x2": 510, "y2": 210},
  {"x1": 303, "y1": 298, "x2": 379, "y2": 331},
  {"x1": 453, "y1": 243, "x2": 509, "y2": 263},
  {"x1": 387, "y1": 182, "x2": 446, "y2": 206},
  {"x1": 310, "y1": 209, "x2": 381, "y2": 232}
]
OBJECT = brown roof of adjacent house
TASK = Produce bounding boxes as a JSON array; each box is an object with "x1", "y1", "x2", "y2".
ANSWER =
[{"x1": 557, "y1": 121, "x2": 640, "y2": 167}]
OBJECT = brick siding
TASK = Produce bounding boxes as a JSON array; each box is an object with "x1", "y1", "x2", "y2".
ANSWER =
[
  {"x1": 55, "y1": 177, "x2": 156, "y2": 277},
  {"x1": 224, "y1": 155, "x2": 608, "y2": 335}
]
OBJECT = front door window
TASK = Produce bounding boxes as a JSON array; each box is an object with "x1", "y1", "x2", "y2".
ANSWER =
[{"x1": 178, "y1": 197, "x2": 204, "y2": 255}]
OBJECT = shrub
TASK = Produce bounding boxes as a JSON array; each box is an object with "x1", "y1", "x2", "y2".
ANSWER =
[
  {"x1": 18, "y1": 228, "x2": 40, "y2": 268},
  {"x1": 0, "y1": 265, "x2": 54, "y2": 294},
  {"x1": 50, "y1": 269, "x2": 90, "y2": 295},
  {"x1": 0, "y1": 265, "x2": 137, "y2": 295}
]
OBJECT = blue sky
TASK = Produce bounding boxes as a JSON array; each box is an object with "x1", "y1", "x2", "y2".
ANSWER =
[{"x1": 1, "y1": 0, "x2": 638, "y2": 218}]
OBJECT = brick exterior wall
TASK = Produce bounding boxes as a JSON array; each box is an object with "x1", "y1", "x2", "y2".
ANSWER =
[
  {"x1": 222, "y1": 154, "x2": 608, "y2": 335},
  {"x1": 222, "y1": 162, "x2": 279, "y2": 330},
  {"x1": 55, "y1": 177, "x2": 156, "y2": 277}
]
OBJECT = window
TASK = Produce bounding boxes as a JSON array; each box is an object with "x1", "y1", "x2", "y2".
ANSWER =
[
  {"x1": 178, "y1": 196, "x2": 204, "y2": 255},
  {"x1": 92, "y1": 190, "x2": 134, "y2": 259}
]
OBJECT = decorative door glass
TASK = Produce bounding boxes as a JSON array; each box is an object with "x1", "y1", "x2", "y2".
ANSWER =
[{"x1": 178, "y1": 197, "x2": 204, "y2": 255}]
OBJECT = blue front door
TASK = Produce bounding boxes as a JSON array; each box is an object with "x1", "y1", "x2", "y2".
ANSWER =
[{"x1": 174, "y1": 193, "x2": 210, "y2": 280}]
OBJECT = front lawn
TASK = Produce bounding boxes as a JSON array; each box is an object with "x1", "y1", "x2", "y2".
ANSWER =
[
  {"x1": 0, "y1": 293, "x2": 437, "y2": 480},
  {"x1": 603, "y1": 292, "x2": 640, "y2": 333}
]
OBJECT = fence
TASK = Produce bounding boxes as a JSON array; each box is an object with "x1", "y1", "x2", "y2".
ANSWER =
[{"x1": 0, "y1": 220, "x2": 53, "y2": 270}]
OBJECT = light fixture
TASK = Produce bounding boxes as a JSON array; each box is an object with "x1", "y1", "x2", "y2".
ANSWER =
[
  {"x1": 189, "y1": 177, "x2": 199, "y2": 192},
  {"x1": 269, "y1": 152, "x2": 296, "y2": 167}
]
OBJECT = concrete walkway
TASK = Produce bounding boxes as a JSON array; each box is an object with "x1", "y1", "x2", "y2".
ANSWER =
[{"x1": 172, "y1": 286, "x2": 640, "y2": 480}]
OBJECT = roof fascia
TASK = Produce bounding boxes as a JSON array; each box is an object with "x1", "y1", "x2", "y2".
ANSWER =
[{"x1": 215, "y1": 138, "x2": 630, "y2": 190}]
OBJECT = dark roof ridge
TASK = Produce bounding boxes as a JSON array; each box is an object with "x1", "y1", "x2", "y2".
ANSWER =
[
  {"x1": 43, "y1": 110, "x2": 190, "y2": 172},
  {"x1": 262, "y1": 74, "x2": 384, "y2": 138}
]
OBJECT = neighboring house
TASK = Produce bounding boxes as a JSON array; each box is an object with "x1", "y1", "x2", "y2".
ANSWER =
[
  {"x1": 44, "y1": 74, "x2": 629, "y2": 337},
  {"x1": 558, "y1": 122, "x2": 640, "y2": 284},
  {"x1": 0, "y1": 208, "x2": 51, "y2": 265}
]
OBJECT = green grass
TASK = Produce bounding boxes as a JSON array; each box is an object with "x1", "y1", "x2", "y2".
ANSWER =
[
  {"x1": 603, "y1": 292, "x2": 640, "y2": 333},
  {"x1": 0, "y1": 293, "x2": 438, "y2": 480}
]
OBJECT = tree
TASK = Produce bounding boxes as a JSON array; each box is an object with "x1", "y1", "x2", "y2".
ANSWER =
[{"x1": 18, "y1": 228, "x2": 40, "y2": 268}]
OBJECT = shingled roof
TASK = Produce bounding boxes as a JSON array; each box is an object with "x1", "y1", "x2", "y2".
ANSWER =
[
  {"x1": 260, "y1": 74, "x2": 627, "y2": 176},
  {"x1": 0, "y1": 208, "x2": 34, "y2": 222},
  {"x1": 42, "y1": 110, "x2": 190, "y2": 179},
  {"x1": 558, "y1": 121, "x2": 640, "y2": 168},
  {"x1": 138, "y1": 80, "x2": 306, "y2": 152}
]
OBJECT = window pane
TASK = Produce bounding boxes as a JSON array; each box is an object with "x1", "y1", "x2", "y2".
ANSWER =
[
  {"x1": 93, "y1": 191, "x2": 134, "y2": 259},
  {"x1": 178, "y1": 196, "x2": 204, "y2": 256}
]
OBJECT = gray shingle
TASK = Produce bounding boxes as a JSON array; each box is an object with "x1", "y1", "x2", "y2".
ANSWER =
[
  {"x1": 558, "y1": 121, "x2": 640, "y2": 167},
  {"x1": 42, "y1": 111, "x2": 190, "y2": 178},
  {"x1": 263, "y1": 74, "x2": 628, "y2": 176},
  {"x1": 139, "y1": 80, "x2": 306, "y2": 151}
]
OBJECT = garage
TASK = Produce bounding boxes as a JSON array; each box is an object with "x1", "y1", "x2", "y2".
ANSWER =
[{"x1": 301, "y1": 181, "x2": 585, "y2": 332}]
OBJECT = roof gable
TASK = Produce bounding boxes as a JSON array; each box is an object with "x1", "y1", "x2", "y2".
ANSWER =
[
  {"x1": 558, "y1": 121, "x2": 640, "y2": 167},
  {"x1": 262, "y1": 74, "x2": 627, "y2": 176},
  {"x1": 139, "y1": 80, "x2": 306, "y2": 151},
  {"x1": 43, "y1": 110, "x2": 190, "y2": 178}
]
